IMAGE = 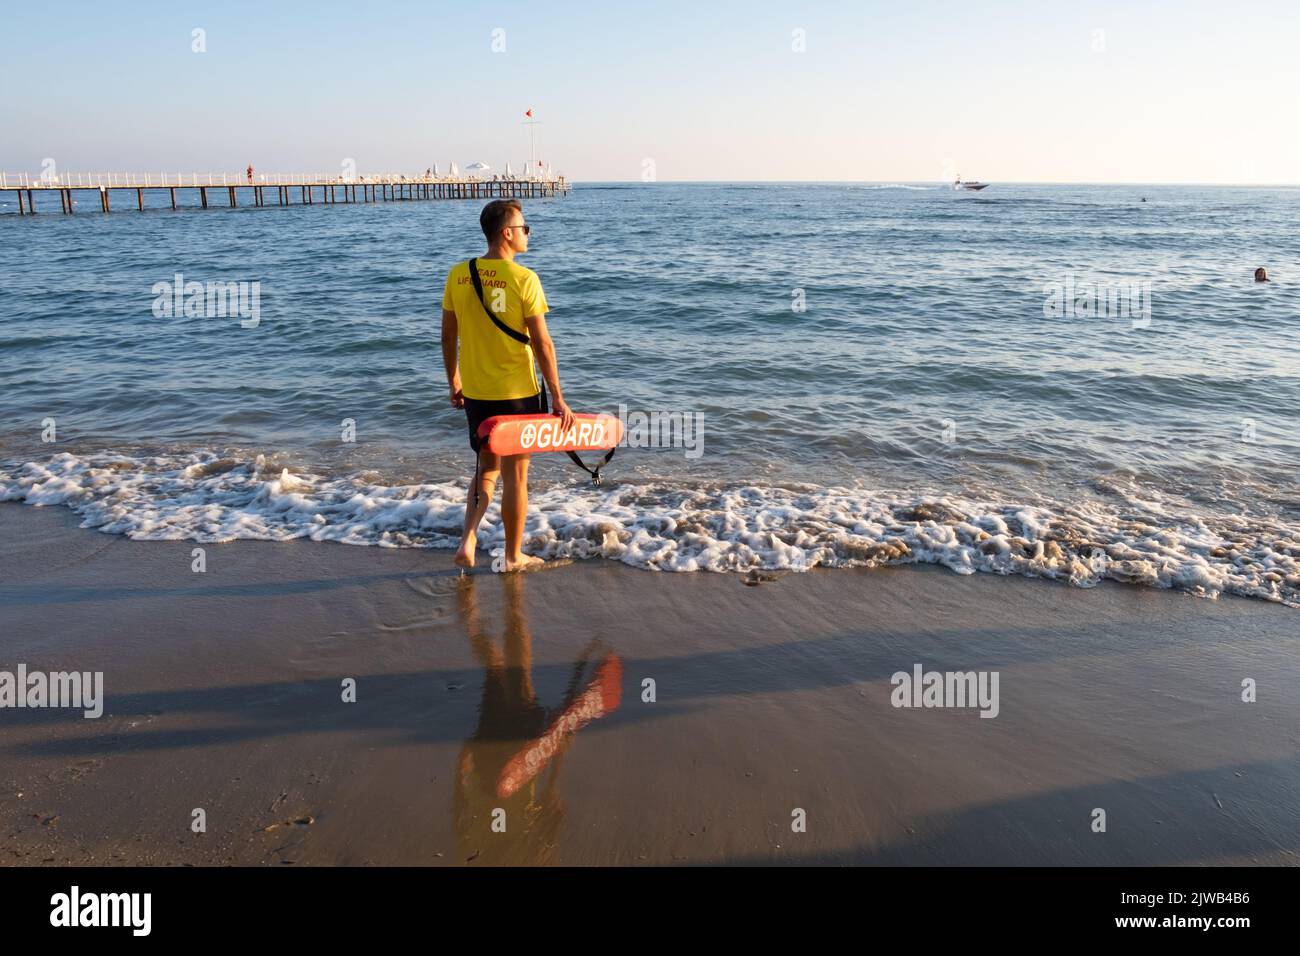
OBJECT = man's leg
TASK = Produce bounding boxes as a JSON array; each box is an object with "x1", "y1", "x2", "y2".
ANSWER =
[
  {"x1": 501, "y1": 453, "x2": 543, "y2": 571},
  {"x1": 455, "y1": 447, "x2": 500, "y2": 568}
]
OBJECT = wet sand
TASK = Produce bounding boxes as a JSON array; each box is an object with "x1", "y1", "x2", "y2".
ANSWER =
[{"x1": 1, "y1": 501, "x2": 1297, "y2": 866}]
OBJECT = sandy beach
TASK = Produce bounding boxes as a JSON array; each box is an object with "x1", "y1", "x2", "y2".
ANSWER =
[{"x1": 1, "y1": 500, "x2": 1296, "y2": 866}]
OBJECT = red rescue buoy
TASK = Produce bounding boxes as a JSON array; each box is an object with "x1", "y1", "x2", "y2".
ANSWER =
[{"x1": 476, "y1": 413, "x2": 624, "y2": 457}]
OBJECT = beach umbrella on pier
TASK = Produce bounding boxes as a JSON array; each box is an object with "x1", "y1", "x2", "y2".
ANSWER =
[
  {"x1": 432, "y1": 163, "x2": 439, "y2": 178},
  {"x1": 506, "y1": 162, "x2": 514, "y2": 177},
  {"x1": 450, "y1": 162, "x2": 459, "y2": 177}
]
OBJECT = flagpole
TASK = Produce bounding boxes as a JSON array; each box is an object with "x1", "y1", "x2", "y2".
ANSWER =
[{"x1": 523, "y1": 110, "x2": 540, "y2": 179}]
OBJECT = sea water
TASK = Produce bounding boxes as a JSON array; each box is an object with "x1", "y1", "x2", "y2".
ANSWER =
[{"x1": 1, "y1": 182, "x2": 1297, "y2": 604}]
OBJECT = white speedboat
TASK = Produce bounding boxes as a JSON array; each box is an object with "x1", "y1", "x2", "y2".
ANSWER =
[{"x1": 953, "y1": 178, "x2": 989, "y2": 191}]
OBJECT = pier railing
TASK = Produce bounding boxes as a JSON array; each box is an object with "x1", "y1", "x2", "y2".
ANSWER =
[
  {"x1": 1, "y1": 171, "x2": 565, "y2": 189},
  {"x1": 3, "y1": 170, "x2": 570, "y2": 215}
]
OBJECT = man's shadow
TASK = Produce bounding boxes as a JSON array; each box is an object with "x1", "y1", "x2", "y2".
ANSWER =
[{"x1": 451, "y1": 572, "x2": 622, "y2": 865}]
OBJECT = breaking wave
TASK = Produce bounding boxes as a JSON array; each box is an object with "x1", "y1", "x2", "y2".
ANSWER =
[{"x1": 3, "y1": 451, "x2": 1297, "y2": 608}]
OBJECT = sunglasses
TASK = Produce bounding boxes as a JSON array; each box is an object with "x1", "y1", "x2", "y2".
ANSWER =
[{"x1": 508, "y1": 222, "x2": 530, "y2": 235}]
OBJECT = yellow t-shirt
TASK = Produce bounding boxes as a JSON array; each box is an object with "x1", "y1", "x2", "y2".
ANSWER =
[{"x1": 442, "y1": 258, "x2": 549, "y2": 401}]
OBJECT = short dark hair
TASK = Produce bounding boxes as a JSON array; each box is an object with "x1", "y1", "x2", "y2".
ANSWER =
[{"x1": 480, "y1": 199, "x2": 522, "y2": 240}]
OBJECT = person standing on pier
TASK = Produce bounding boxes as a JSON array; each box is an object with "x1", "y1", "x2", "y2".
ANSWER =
[
  {"x1": 246, "y1": 164, "x2": 254, "y2": 183},
  {"x1": 442, "y1": 199, "x2": 574, "y2": 571}
]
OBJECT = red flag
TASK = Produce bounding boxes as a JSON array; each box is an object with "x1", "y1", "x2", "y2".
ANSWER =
[{"x1": 525, "y1": 109, "x2": 533, "y2": 118}]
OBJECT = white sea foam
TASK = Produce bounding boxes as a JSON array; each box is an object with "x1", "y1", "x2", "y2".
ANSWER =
[{"x1": 3, "y1": 451, "x2": 1297, "y2": 607}]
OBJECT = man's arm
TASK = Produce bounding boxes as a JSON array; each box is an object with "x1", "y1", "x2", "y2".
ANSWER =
[
  {"x1": 525, "y1": 313, "x2": 575, "y2": 432},
  {"x1": 441, "y1": 307, "x2": 463, "y2": 408}
]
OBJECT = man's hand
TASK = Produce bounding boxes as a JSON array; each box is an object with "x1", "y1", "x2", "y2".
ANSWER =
[
  {"x1": 552, "y1": 396, "x2": 576, "y2": 434},
  {"x1": 449, "y1": 382, "x2": 464, "y2": 409}
]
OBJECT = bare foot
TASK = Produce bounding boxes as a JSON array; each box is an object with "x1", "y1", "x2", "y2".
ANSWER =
[
  {"x1": 503, "y1": 554, "x2": 545, "y2": 573},
  {"x1": 454, "y1": 533, "x2": 477, "y2": 568}
]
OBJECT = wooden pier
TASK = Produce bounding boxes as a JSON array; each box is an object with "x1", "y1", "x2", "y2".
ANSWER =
[{"x1": 1, "y1": 171, "x2": 570, "y2": 215}]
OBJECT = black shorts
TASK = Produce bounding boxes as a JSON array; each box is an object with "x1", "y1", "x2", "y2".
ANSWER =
[{"x1": 464, "y1": 390, "x2": 547, "y2": 452}]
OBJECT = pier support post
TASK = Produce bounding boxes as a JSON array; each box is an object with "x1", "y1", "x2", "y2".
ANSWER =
[
  {"x1": 27, "y1": 189, "x2": 35, "y2": 213},
  {"x1": 170, "y1": 187, "x2": 177, "y2": 209},
  {"x1": 16, "y1": 190, "x2": 24, "y2": 215},
  {"x1": 137, "y1": 188, "x2": 144, "y2": 211},
  {"x1": 228, "y1": 187, "x2": 237, "y2": 207},
  {"x1": 200, "y1": 187, "x2": 208, "y2": 209},
  {"x1": 100, "y1": 188, "x2": 109, "y2": 213}
]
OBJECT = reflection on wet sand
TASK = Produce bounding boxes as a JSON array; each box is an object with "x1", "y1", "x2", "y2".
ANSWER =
[{"x1": 452, "y1": 573, "x2": 622, "y2": 864}]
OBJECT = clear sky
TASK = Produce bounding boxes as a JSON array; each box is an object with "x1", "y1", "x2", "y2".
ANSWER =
[{"x1": 2, "y1": 0, "x2": 1296, "y2": 183}]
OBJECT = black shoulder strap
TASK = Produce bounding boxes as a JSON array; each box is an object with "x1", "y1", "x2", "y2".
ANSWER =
[
  {"x1": 565, "y1": 448, "x2": 617, "y2": 486},
  {"x1": 466, "y1": 259, "x2": 615, "y2": 486},
  {"x1": 467, "y1": 258, "x2": 530, "y2": 344}
]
